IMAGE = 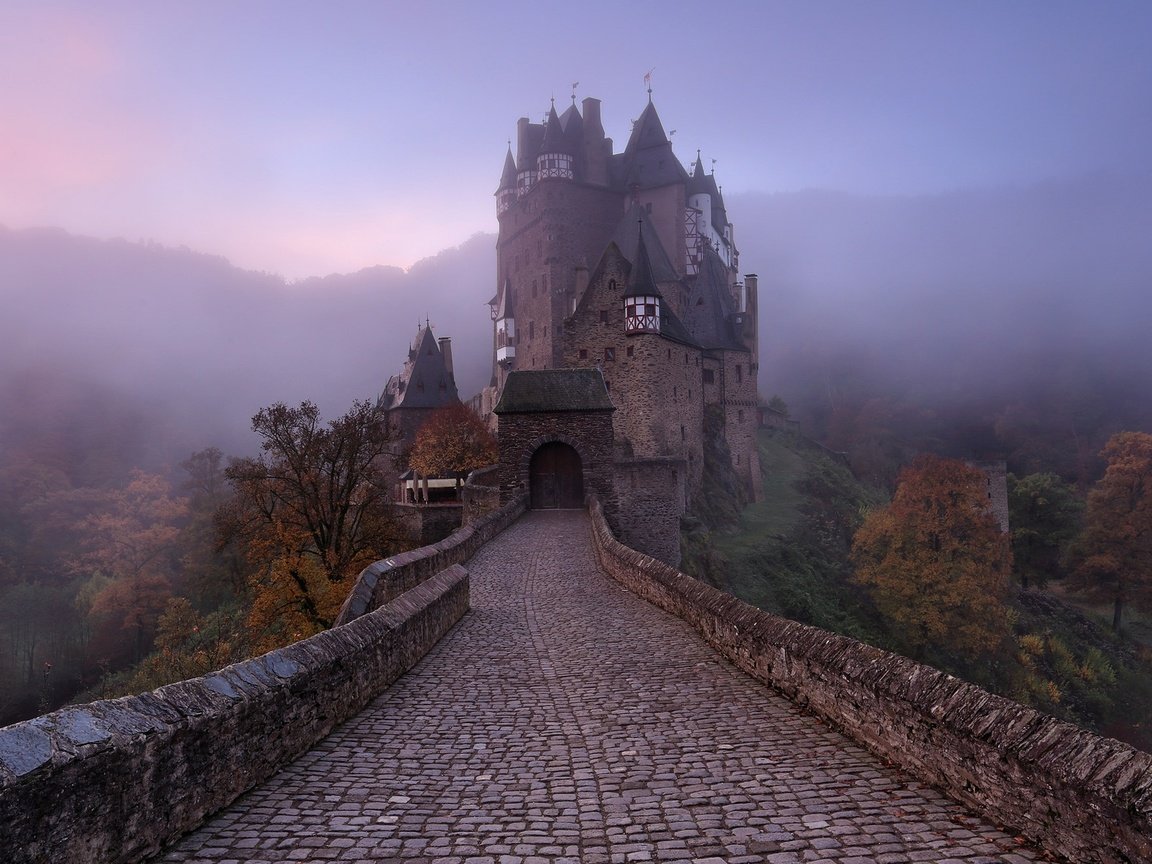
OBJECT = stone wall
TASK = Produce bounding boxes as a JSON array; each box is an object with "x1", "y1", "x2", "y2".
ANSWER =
[
  {"x1": 0, "y1": 566, "x2": 470, "y2": 864},
  {"x1": 390, "y1": 501, "x2": 464, "y2": 546},
  {"x1": 336, "y1": 492, "x2": 527, "y2": 626},
  {"x1": 496, "y1": 410, "x2": 614, "y2": 512},
  {"x1": 461, "y1": 465, "x2": 501, "y2": 525},
  {"x1": 586, "y1": 496, "x2": 1152, "y2": 864},
  {"x1": 611, "y1": 457, "x2": 686, "y2": 567}
]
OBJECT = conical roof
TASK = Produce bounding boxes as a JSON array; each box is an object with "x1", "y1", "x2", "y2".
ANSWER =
[
  {"x1": 624, "y1": 229, "x2": 660, "y2": 299},
  {"x1": 625, "y1": 100, "x2": 670, "y2": 153},
  {"x1": 539, "y1": 104, "x2": 572, "y2": 154},
  {"x1": 497, "y1": 146, "x2": 517, "y2": 191}
]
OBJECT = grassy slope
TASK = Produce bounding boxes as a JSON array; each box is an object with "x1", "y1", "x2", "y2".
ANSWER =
[{"x1": 689, "y1": 428, "x2": 884, "y2": 642}]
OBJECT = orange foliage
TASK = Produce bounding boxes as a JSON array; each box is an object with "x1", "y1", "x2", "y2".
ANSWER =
[
  {"x1": 1068, "y1": 431, "x2": 1152, "y2": 631},
  {"x1": 851, "y1": 455, "x2": 1013, "y2": 660},
  {"x1": 408, "y1": 403, "x2": 497, "y2": 479}
]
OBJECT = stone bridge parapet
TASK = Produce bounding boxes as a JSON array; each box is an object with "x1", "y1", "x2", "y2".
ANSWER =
[
  {"x1": 0, "y1": 494, "x2": 527, "y2": 864},
  {"x1": 586, "y1": 495, "x2": 1152, "y2": 864}
]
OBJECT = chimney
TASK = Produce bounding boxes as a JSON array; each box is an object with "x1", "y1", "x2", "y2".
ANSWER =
[{"x1": 438, "y1": 337, "x2": 454, "y2": 381}]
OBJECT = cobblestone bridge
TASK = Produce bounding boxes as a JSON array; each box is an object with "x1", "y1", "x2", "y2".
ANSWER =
[{"x1": 155, "y1": 511, "x2": 1043, "y2": 864}]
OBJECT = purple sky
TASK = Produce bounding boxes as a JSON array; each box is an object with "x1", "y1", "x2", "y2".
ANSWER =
[{"x1": 2, "y1": 0, "x2": 1150, "y2": 278}]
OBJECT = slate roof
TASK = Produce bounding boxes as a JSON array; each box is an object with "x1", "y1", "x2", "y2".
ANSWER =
[
  {"x1": 494, "y1": 369, "x2": 615, "y2": 414},
  {"x1": 378, "y1": 324, "x2": 459, "y2": 410},
  {"x1": 539, "y1": 104, "x2": 571, "y2": 154},
  {"x1": 497, "y1": 147, "x2": 517, "y2": 191},
  {"x1": 685, "y1": 244, "x2": 746, "y2": 352},
  {"x1": 495, "y1": 275, "x2": 514, "y2": 320},
  {"x1": 688, "y1": 154, "x2": 728, "y2": 235},
  {"x1": 611, "y1": 202, "x2": 679, "y2": 284}
]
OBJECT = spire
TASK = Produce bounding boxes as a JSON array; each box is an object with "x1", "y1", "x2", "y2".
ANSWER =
[
  {"x1": 497, "y1": 144, "x2": 517, "y2": 191},
  {"x1": 625, "y1": 225, "x2": 660, "y2": 299},
  {"x1": 688, "y1": 151, "x2": 711, "y2": 196},
  {"x1": 625, "y1": 100, "x2": 670, "y2": 154},
  {"x1": 539, "y1": 103, "x2": 570, "y2": 154}
]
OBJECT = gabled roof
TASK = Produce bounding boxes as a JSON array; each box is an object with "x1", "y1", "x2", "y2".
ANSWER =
[
  {"x1": 617, "y1": 100, "x2": 690, "y2": 190},
  {"x1": 576, "y1": 240, "x2": 700, "y2": 351},
  {"x1": 494, "y1": 369, "x2": 615, "y2": 414},
  {"x1": 378, "y1": 324, "x2": 460, "y2": 411}
]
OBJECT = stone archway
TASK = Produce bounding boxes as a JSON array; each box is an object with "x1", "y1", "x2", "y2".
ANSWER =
[{"x1": 529, "y1": 442, "x2": 584, "y2": 509}]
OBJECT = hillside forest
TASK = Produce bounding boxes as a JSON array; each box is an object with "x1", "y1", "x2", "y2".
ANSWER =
[{"x1": 2, "y1": 176, "x2": 1151, "y2": 744}]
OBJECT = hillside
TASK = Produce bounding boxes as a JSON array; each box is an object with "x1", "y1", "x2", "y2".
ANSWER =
[{"x1": 685, "y1": 427, "x2": 1152, "y2": 752}]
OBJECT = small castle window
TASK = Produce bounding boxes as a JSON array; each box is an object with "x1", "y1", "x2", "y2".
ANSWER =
[
  {"x1": 627, "y1": 346, "x2": 634, "y2": 358},
  {"x1": 600, "y1": 310, "x2": 608, "y2": 324},
  {"x1": 609, "y1": 279, "x2": 617, "y2": 291},
  {"x1": 673, "y1": 386, "x2": 677, "y2": 401},
  {"x1": 530, "y1": 321, "x2": 535, "y2": 339},
  {"x1": 579, "y1": 349, "x2": 588, "y2": 360},
  {"x1": 604, "y1": 347, "x2": 615, "y2": 361},
  {"x1": 684, "y1": 352, "x2": 688, "y2": 365},
  {"x1": 703, "y1": 369, "x2": 714, "y2": 384},
  {"x1": 738, "y1": 410, "x2": 744, "y2": 422},
  {"x1": 681, "y1": 425, "x2": 686, "y2": 441},
  {"x1": 735, "y1": 364, "x2": 742, "y2": 383}
]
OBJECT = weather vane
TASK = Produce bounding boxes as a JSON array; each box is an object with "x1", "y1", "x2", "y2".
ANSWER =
[{"x1": 571, "y1": 81, "x2": 579, "y2": 104}]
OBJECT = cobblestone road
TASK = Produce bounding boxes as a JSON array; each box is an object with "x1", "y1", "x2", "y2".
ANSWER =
[{"x1": 156, "y1": 511, "x2": 1045, "y2": 864}]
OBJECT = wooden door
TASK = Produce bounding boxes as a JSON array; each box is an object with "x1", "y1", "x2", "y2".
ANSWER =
[{"x1": 529, "y1": 442, "x2": 584, "y2": 509}]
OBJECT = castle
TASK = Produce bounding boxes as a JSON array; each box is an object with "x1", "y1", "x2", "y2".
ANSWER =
[
  {"x1": 378, "y1": 92, "x2": 763, "y2": 564},
  {"x1": 481, "y1": 92, "x2": 763, "y2": 561}
]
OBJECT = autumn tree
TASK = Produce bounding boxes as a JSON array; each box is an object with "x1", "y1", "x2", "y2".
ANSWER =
[
  {"x1": 1007, "y1": 472, "x2": 1082, "y2": 589},
  {"x1": 75, "y1": 470, "x2": 189, "y2": 665},
  {"x1": 408, "y1": 402, "x2": 498, "y2": 482},
  {"x1": 223, "y1": 400, "x2": 399, "y2": 641},
  {"x1": 851, "y1": 455, "x2": 1014, "y2": 661},
  {"x1": 1066, "y1": 431, "x2": 1152, "y2": 632}
]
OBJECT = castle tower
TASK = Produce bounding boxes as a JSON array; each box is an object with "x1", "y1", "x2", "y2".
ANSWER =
[{"x1": 484, "y1": 91, "x2": 762, "y2": 506}]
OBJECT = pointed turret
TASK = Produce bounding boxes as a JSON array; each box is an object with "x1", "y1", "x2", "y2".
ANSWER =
[
  {"x1": 496, "y1": 146, "x2": 518, "y2": 216},
  {"x1": 537, "y1": 102, "x2": 574, "y2": 180},
  {"x1": 624, "y1": 229, "x2": 661, "y2": 335},
  {"x1": 625, "y1": 100, "x2": 670, "y2": 154},
  {"x1": 621, "y1": 99, "x2": 689, "y2": 190}
]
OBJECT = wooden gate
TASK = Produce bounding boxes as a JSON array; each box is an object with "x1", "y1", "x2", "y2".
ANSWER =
[{"x1": 529, "y1": 442, "x2": 584, "y2": 509}]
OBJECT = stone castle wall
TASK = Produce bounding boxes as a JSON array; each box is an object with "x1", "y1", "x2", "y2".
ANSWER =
[
  {"x1": 498, "y1": 180, "x2": 622, "y2": 371},
  {"x1": 561, "y1": 259, "x2": 705, "y2": 494},
  {"x1": 611, "y1": 457, "x2": 686, "y2": 567},
  {"x1": 586, "y1": 496, "x2": 1152, "y2": 864},
  {"x1": 719, "y1": 349, "x2": 759, "y2": 495}
]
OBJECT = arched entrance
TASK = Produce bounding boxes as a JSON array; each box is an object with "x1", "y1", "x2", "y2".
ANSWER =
[{"x1": 529, "y1": 442, "x2": 584, "y2": 509}]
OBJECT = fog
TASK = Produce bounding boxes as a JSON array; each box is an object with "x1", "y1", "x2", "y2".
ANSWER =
[{"x1": 2, "y1": 170, "x2": 1151, "y2": 476}]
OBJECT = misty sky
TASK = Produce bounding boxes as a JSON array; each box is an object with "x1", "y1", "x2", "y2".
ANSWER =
[{"x1": 2, "y1": 1, "x2": 1150, "y2": 278}]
